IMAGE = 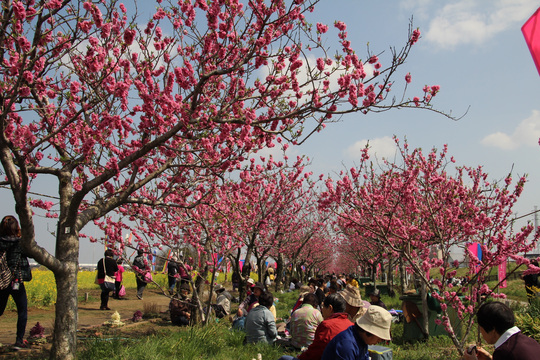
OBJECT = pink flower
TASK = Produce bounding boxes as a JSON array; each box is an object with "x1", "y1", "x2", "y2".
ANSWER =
[
  {"x1": 13, "y1": 1, "x2": 26, "y2": 20},
  {"x1": 334, "y1": 21, "x2": 346, "y2": 31},
  {"x1": 405, "y1": 72, "x2": 411, "y2": 83},
  {"x1": 410, "y1": 29, "x2": 421, "y2": 45},
  {"x1": 316, "y1": 23, "x2": 328, "y2": 34},
  {"x1": 316, "y1": 58, "x2": 325, "y2": 71},
  {"x1": 124, "y1": 29, "x2": 136, "y2": 45},
  {"x1": 23, "y1": 71, "x2": 33, "y2": 83}
]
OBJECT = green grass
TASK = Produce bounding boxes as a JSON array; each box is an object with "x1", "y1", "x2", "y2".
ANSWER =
[
  {"x1": 78, "y1": 322, "x2": 297, "y2": 360},
  {"x1": 74, "y1": 284, "x2": 540, "y2": 360}
]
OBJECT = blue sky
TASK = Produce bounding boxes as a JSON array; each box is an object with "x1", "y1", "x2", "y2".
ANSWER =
[
  {"x1": 291, "y1": 0, "x2": 540, "y2": 222},
  {"x1": 4, "y1": 0, "x2": 540, "y2": 265}
]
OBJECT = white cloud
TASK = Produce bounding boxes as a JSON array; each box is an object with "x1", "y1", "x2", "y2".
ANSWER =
[
  {"x1": 407, "y1": 0, "x2": 539, "y2": 48},
  {"x1": 481, "y1": 110, "x2": 540, "y2": 149},
  {"x1": 344, "y1": 136, "x2": 397, "y2": 161}
]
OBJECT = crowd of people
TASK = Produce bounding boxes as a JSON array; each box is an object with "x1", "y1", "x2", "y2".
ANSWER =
[{"x1": 1, "y1": 213, "x2": 540, "y2": 359}]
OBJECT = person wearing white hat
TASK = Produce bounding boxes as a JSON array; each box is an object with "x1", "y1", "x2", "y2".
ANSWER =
[
  {"x1": 340, "y1": 284, "x2": 368, "y2": 323},
  {"x1": 321, "y1": 305, "x2": 392, "y2": 360},
  {"x1": 211, "y1": 284, "x2": 231, "y2": 318}
]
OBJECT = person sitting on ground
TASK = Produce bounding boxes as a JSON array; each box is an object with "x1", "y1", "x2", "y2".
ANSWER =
[
  {"x1": 462, "y1": 301, "x2": 540, "y2": 360},
  {"x1": 308, "y1": 278, "x2": 324, "y2": 307},
  {"x1": 237, "y1": 279, "x2": 263, "y2": 317},
  {"x1": 346, "y1": 274, "x2": 359, "y2": 288},
  {"x1": 211, "y1": 284, "x2": 231, "y2": 319},
  {"x1": 291, "y1": 285, "x2": 313, "y2": 313},
  {"x1": 232, "y1": 271, "x2": 240, "y2": 292},
  {"x1": 233, "y1": 280, "x2": 262, "y2": 330},
  {"x1": 368, "y1": 289, "x2": 387, "y2": 310},
  {"x1": 169, "y1": 282, "x2": 194, "y2": 326},
  {"x1": 327, "y1": 280, "x2": 338, "y2": 295},
  {"x1": 288, "y1": 293, "x2": 323, "y2": 349},
  {"x1": 340, "y1": 284, "x2": 367, "y2": 323},
  {"x1": 245, "y1": 291, "x2": 277, "y2": 344},
  {"x1": 321, "y1": 305, "x2": 392, "y2": 360},
  {"x1": 278, "y1": 293, "x2": 354, "y2": 360}
]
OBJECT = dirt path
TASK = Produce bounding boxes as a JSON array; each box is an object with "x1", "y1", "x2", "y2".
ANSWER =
[{"x1": 0, "y1": 287, "x2": 172, "y2": 347}]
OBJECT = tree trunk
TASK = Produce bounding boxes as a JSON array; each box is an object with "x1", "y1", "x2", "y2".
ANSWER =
[
  {"x1": 399, "y1": 257, "x2": 407, "y2": 294},
  {"x1": 50, "y1": 265, "x2": 78, "y2": 360},
  {"x1": 48, "y1": 230, "x2": 80, "y2": 360},
  {"x1": 419, "y1": 278, "x2": 429, "y2": 339},
  {"x1": 387, "y1": 258, "x2": 395, "y2": 297},
  {"x1": 274, "y1": 253, "x2": 284, "y2": 292}
]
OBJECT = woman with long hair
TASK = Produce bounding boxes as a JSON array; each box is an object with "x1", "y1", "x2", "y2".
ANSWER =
[{"x1": 0, "y1": 215, "x2": 32, "y2": 349}]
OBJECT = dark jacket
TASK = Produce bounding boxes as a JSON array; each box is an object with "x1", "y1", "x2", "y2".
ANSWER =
[
  {"x1": 167, "y1": 261, "x2": 179, "y2": 278},
  {"x1": 97, "y1": 257, "x2": 118, "y2": 279},
  {"x1": 494, "y1": 331, "x2": 540, "y2": 360},
  {"x1": 0, "y1": 235, "x2": 32, "y2": 282}
]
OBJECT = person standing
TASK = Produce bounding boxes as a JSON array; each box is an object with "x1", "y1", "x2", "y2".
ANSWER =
[
  {"x1": 132, "y1": 249, "x2": 150, "y2": 300},
  {"x1": 522, "y1": 260, "x2": 539, "y2": 303},
  {"x1": 113, "y1": 258, "x2": 125, "y2": 299},
  {"x1": 96, "y1": 249, "x2": 118, "y2": 310},
  {"x1": 167, "y1": 256, "x2": 180, "y2": 295},
  {"x1": 0, "y1": 215, "x2": 33, "y2": 350}
]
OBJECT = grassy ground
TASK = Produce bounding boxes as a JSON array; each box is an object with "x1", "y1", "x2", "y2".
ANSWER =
[
  {"x1": 75, "y1": 289, "x2": 480, "y2": 360},
  {"x1": 6, "y1": 269, "x2": 537, "y2": 359}
]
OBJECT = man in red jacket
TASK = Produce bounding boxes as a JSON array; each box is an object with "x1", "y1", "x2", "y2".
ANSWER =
[
  {"x1": 278, "y1": 293, "x2": 353, "y2": 360},
  {"x1": 463, "y1": 301, "x2": 540, "y2": 360}
]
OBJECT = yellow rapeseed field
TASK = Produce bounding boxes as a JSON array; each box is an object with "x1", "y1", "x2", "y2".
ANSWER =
[{"x1": 4, "y1": 269, "x2": 169, "y2": 310}]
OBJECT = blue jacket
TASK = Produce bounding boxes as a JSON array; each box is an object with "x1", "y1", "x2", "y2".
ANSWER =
[{"x1": 321, "y1": 325, "x2": 369, "y2": 360}]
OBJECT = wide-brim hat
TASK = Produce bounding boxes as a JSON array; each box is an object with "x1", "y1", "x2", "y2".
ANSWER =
[
  {"x1": 356, "y1": 305, "x2": 392, "y2": 341},
  {"x1": 214, "y1": 284, "x2": 225, "y2": 292},
  {"x1": 340, "y1": 284, "x2": 363, "y2": 307}
]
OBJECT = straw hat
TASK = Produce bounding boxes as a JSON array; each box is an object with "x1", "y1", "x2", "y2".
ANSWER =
[
  {"x1": 356, "y1": 305, "x2": 392, "y2": 341},
  {"x1": 340, "y1": 284, "x2": 363, "y2": 307}
]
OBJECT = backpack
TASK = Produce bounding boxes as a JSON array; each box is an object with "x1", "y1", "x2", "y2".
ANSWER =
[{"x1": 0, "y1": 251, "x2": 13, "y2": 290}]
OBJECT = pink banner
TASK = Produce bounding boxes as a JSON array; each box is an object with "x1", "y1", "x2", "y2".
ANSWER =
[
  {"x1": 239, "y1": 259, "x2": 244, "y2": 271},
  {"x1": 499, "y1": 259, "x2": 507, "y2": 288},
  {"x1": 523, "y1": 7, "x2": 540, "y2": 76}
]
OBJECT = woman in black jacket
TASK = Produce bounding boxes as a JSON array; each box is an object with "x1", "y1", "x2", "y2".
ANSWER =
[
  {"x1": 97, "y1": 249, "x2": 118, "y2": 310},
  {"x1": 0, "y1": 215, "x2": 32, "y2": 349}
]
